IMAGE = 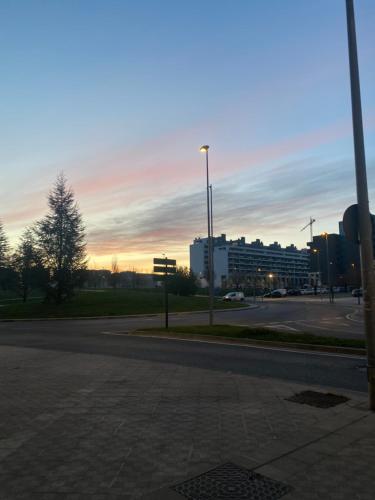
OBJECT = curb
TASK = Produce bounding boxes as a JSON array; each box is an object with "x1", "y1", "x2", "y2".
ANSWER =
[
  {"x1": 0, "y1": 304, "x2": 256, "y2": 322},
  {"x1": 131, "y1": 330, "x2": 366, "y2": 356}
]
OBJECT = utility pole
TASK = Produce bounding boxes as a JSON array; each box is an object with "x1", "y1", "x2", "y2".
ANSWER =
[{"x1": 346, "y1": 0, "x2": 375, "y2": 410}]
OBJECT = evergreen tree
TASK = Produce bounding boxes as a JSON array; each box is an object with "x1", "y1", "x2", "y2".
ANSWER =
[
  {"x1": 36, "y1": 174, "x2": 87, "y2": 303},
  {"x1": 12, "y1": 228, "x2": 47, "y2": 302},
  {"x1": 168, "y1": 267, "x2": 198, "y2": 296}
]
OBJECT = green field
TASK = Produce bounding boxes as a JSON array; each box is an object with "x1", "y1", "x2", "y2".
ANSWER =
[
  {"x1": 140, "y1": 324, "x2": 366, "y2": 349},
  {"x1": 0, "y1": 289, "x2": 245, "y2": 319}
]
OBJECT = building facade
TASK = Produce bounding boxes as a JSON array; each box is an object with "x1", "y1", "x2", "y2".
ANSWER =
[{"x1": 190, "y1": 234, "x2": 309, "y2": 289}]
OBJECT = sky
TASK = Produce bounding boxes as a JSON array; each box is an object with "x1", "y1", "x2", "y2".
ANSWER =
[{"x1": 1, "y1": 0, "x2": 374, "y2": 271}]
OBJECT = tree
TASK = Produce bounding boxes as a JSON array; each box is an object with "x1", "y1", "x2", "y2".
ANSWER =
[
  {"x1": 110, "y1": 255, "x2": 121, "y2": 288},
  {"x1": 0, "y1": 220, "x2": 9, "y2": 268},
  {"x1": 168, "y1": 267, "x2": 198, "y2": 296},
  {"x1": 12, "y1": 228, "x2": 47, "y2": 302},
  {"x1": 0, "y1": 220, "x2": 13, "y2": 291},
  {"x1": 35, "y1": 174, "x2": 87, "y2": 303}
]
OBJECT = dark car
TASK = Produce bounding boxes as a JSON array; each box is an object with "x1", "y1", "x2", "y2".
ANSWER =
[
  {"x1": 352, "y1": 288, "x2": 363, "y2": 297},
  {"x1": 287, "y1": 289, "x2": 301, "y2": 296},
  {"x1": 264, "y1": 290, "x2": 283, "y2": 298}
]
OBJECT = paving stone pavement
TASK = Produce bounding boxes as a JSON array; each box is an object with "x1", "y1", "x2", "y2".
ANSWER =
[{"x1": 0, "y1": 345, "x2": 374, "y2": 500}]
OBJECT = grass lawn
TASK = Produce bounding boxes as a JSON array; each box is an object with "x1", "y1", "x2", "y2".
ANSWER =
[
  {"x1": 0, "y1": 289, "x2": 245, "y2": 319},
  {"x1": 140, "y1": 324, "x2": 366, "y2": 349}
]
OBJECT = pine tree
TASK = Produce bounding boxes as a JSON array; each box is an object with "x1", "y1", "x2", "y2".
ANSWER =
[
  {"x1": 0, "y1": 220, "x2": 9, "y2": 268},
  {"x1": 12, "y1": 228, "x2": 47, "y2": 302},
  {"x1": 36, "y1": 174, "x2": 87, "y2": 303}
]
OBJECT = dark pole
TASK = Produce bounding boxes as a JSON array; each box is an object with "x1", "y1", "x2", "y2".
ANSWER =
[
  {"x1": 202, "y1": 146, "x2": 213, "y2": 326},
  {"x1": 210, "y1": 183, "x2": 214, "y2": 306},
  {"x1": 346, "y1": 0, "x2": 375, "y2": 409},
  {"x1": 164, "y1": 261, "x2": 168, "y2": 329}
]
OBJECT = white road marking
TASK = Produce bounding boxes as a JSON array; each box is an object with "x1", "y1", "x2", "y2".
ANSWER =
[{"x1": 265, "y1": 324, "x2": 299, "y2": 331}]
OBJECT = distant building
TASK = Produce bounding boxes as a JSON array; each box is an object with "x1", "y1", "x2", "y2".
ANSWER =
[
  {"x1": 190, "y1": 234, "x2": 309, "y2": 289},
  {"x1": 309, "y1": 216, "x2": 375, "y2": 289},
  {"x1": 308, "y1": 233, "x2": 360, "y2": 289}
]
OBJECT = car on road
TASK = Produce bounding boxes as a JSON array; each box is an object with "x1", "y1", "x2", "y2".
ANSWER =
[
  {"x1": 352, "y1": 288, "x2": 363, "y2": 297},
  {"x1": 287, "y1": 289, "x2": 301, "y2": 296},
  {"x1": 300, "y1": 288, "x2": 314, "y2": 295},
  {"x1": 223, "y1": 291, "x2": 245, "y2": 302}
]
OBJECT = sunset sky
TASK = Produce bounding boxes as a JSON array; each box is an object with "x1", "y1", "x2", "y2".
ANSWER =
[{"x1": 1, "y1": 0, "x2": 374, "y2": 271}]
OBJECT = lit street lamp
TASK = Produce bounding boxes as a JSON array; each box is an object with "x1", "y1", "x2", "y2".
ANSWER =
[
  {"x1": 321, "y1": 232, "x2": 334, "y2": 303},
  {"x1": 313, "y1": 248, "x2": 322, "y2": 299},
  {"x1": 200, "y1": 145, "x2": 214, "y2": 326}
]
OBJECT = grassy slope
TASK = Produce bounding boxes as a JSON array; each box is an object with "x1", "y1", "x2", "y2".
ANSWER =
[
  {"x1": 141, "y1": 324, "x2": 366, "y2": 349},
  {"x1": 0, "y1": 289, "x2": 245, "y2": 319}
]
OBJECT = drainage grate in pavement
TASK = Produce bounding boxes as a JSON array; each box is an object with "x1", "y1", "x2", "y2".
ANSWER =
[
  {"x1": 171, "y1": 462, "x2": 292, "y2": 500},
  {"x1": 286, "y1": 390, "x2": 349, "y2": 408}
]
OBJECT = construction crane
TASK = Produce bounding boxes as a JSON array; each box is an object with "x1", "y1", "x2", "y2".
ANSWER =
[{"x1": 300, "y1": 217, "x2": 316, "y2": 242}]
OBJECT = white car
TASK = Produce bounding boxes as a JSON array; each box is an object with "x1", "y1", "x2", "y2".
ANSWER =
[{"x1": 223, "y1": 291, "x2": 245, "y2": 302}]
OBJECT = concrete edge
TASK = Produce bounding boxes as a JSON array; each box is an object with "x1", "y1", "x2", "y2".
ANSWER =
[
  {"x1": 0, "y1": 303, "x2": 257, "y2": 322},
  {"x1": 131, "y1": 330, "x2": 366, "y2": 356}
]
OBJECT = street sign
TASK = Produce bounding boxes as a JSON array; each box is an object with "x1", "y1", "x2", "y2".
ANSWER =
[
  {"x1": 153, "y1": 266, "x2": 176, "y2": 274},
  {"x1": 153, "y1": 258, "x2": 176, "y2": 266},
  {"x1": 152, "y1": 256, "x2": 177, "y2": 330}
]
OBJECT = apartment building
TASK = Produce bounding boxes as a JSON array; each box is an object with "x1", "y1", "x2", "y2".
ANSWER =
[{"x1": 190, "y1": 234, "x2": 309, "y2": 289}]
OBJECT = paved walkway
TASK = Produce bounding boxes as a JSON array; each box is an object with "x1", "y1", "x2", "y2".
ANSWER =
[{"x1": 0, "y1": 344, "x2": 374, "y2": 499}]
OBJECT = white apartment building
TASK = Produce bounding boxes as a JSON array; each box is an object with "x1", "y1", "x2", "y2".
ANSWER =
[{"x1": 190, "y1": 234, "x2": 309, "y2": 289}]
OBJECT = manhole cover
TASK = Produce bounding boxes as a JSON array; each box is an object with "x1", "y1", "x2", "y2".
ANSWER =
[
  {"x1": 286, "y1": 390, "x2": 349, "y2": 408},
  {"x1": 171, "y1": 462, "x2": 291, "y2": 500}
]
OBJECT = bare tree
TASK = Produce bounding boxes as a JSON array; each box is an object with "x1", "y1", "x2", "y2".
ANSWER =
[
  {"x1": 110, "y1": 256, "x2": 121, "y2": 288},
  {"x1": 0, "y1": 219, "x2": 9, "y2": 268}
]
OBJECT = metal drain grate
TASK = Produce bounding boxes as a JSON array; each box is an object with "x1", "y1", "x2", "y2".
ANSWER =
[
  {"x1": 286, "y1": 390, "x2": 349, "y2": 408},
  {"x1": 172, "y1": 462, "x2": 292, "y2": 500}
]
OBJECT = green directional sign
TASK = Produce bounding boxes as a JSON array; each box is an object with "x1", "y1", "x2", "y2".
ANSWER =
[
  {"x1": 153, "y1": 257, "x2": 176, "y2": 266},
  {"x1": 153, "y1": 266, "x2": 176, "y2": 274}
]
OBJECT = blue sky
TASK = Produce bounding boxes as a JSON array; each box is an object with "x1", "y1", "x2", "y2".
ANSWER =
[{"x1": 0, "y1": 0, "x2": 374, "y2": 270}]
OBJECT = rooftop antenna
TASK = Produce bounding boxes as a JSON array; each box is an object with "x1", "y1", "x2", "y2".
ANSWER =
[{"x1": 300, "y1": 217, "x2": 316, "y2": 242}]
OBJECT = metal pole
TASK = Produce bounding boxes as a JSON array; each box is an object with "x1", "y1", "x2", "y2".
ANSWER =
[
  {"x1": 346, "y1": 0, "x2": 375, "y2": 410},
  {"x1": 210, "y1": 184, "x2": 215, "y2": 310},
  {"x1": 325, "y1": 235, "x2": 332, "y2": 303},
  {"x1": 317, "y1": 251, "x2": 323, "y2": 300},
  {"x1": 205, "y1": 150, "x2": 213, "y2": 326},
  {"x1": 164, "y1": 261, "x2": 169, "y2": 329}
]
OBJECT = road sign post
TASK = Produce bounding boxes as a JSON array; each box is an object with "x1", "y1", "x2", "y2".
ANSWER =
[{"x1": 153, "y1": 257, "x2": 176, "y2": 329}]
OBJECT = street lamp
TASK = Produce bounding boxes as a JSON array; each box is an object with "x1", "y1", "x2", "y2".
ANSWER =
[
  {"x1": 253, "y1": 267, "x2": 261, "y2": 303},
  {"x1": 200, "y1": 145, "x2": 214, "y2": 326},
  {"x1": 321, "y1": 232, "x2": 334, "y2": 303},
  {"x1": 313, "y1": 248, "x2": 322, "y2": 299}
]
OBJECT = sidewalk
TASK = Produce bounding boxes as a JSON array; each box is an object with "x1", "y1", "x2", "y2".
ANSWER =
[{"x1": 0, "y1": 344, "x2": 373, "y2": 499}]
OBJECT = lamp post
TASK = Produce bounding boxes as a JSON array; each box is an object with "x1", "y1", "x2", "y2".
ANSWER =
[
  {"x1": 321, "y1": 232, "x2": 333, "y2": 303},
  {"x1": 253, "y1": 267, "x2": 261, "y2": 303},
  {"x1": 200, "y1": 145, "x2": 214, "y2": 326},
  {"x1": 268, "y1": 273, "x2": 274, "y2": 292},
  {"x1": 346, "y1": 0, "x2": 375, "y2": 410},
  {"x1": 313, "y1": 248, "x2": 322, "y2": 300}
]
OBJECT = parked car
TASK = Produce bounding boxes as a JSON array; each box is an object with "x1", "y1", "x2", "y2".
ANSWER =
[
  {"x1": 287, "y1": 289, "x2": 301, "y2": 296},
  {"x1": 264, "y1": 289, "x2": 287, "y2": 298},
  {"x1": 352, "y1": 288, "x2": 363, "y2": 297},
  {"x1": 223, "y1": 291, "x2": 245, "y2": 302},
  {"x1": 300, "y1": 288, "x2": 314, "y2": 295}
]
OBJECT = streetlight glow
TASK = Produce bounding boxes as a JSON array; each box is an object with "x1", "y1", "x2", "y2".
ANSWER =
[{"x1": 200, "y1": 145, "x2": 209, "y2": 153}]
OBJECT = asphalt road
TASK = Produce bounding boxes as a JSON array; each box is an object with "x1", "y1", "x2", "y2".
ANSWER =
[{"x1": 0, "y1": 303, "x2": 367, "y2": 393}]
